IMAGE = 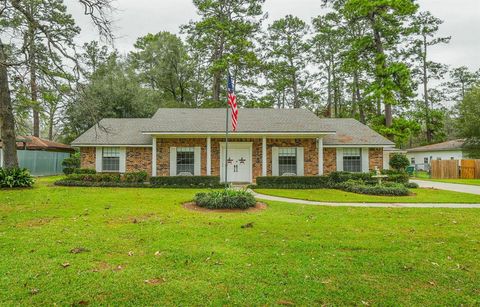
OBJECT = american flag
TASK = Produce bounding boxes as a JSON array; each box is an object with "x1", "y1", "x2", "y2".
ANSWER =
[{"x1": 227, "y1": 74, "x2": 238, "y2": 131}]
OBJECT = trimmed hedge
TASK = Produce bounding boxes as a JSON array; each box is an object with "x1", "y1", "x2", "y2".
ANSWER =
[
  {"x1": 255, "y1": 176, "x2": 333, "y2": 189},
  {"x1": 0, "y1": 167, "x2": 35, "y2": 188},
  {"x1": 337, "y1": 180, "x2": 410, "y2": 196},
  {"x1": 66, "y1": 173, "x2": 121, "y2": 183},
  {"x1": 124, "y1": 171, "x2": 148, "y2": 183},
  {"x1": 328, "y1": 171, "x2": 374, "y2": 184},
  {"x1": 73, "y1": 168, "x2": 97, "y2": 174},
  {"x1": 150, "y1": 176, "x2": 222, "y2": 188},
  {"x1": 194, "y1": 189, "x2": 256, "y2": 210},
  {"x1": 54, "y1": 180, "x2": 147, "y2": 188}
]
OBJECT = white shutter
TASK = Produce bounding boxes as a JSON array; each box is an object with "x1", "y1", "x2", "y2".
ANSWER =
[
  {"x1": 362, "y1": 148, "x2": 369, "y2": 173},
  {"x1": 336, "y1": 148, "x2": 343, "y2": 172},
  {"x1": 169, "y1": 147, "x2": 177, "y2": 176},
  {"x1": 95, "y1": 147, "x2": 102, "y2": 172},
  {"x1": 119, "y1": 148, "x2": 126, "y2": 173},
  {"x1": 194, "y1": 147, "x2": 201, "y2": 176},
  {"x1": 272, "y1": 147, "x2": 279, "y2": 176},
  {"x1": 296, "y1": 147, "x2": 304, "y2": 176}
]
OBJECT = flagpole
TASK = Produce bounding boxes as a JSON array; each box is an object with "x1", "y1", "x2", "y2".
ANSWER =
[{"x1": 225, "y1": 100, "x2": 229, "y2": 189}]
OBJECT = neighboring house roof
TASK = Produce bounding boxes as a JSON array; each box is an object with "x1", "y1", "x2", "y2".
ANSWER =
[
  {"x1": 406, "y1": 139, "x2": 466, "y2": 153},
  {"x1": 71, "y1": 119, "x2": 153, "y2": 146},
  {"x1": 71, "y1": 108, "x2": 394, "y2": 147},
  {"x1": 145, "y1": 108, "x2": 336, "y2": 133},
  {"x1": 0, "y1": 136, "x2": 75, "y2": 152},
  {"x1": 321, "y1": 118, "x2": 395, "y2": 146}
]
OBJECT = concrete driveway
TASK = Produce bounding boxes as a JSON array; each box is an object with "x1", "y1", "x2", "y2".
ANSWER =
[{"x1": 411, "y1": 179, "x2": 480, "y2": 195}]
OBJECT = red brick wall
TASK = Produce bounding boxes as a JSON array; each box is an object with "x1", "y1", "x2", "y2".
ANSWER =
[
  {"x1": 80, "y1": 147, "x2": 95, "y2": 169},
  {"x1": 126, "y1": 147, "x2": 152, "y2": 176},
  {"x1": 323, "y1": 148, "x2": 336, "y2": 174},
  {"x1": 266, "y1": 139, "x2": 319, "y2": 176},
  {"x1": 369, "y1": 148, "x2": 383, "y2": 171}
]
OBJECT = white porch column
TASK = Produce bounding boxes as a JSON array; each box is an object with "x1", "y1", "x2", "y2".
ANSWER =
[
  {"x1": 318, "y1": 138, "x2": 324, "y2": 175},
  {"x1": 206, "y1": 137, "x2": 211, "y2": 176},
  {"x1": 262, "y1": 137, "x2": 267, "y2": 176},
  {"x1": 152, "y1": 137, "x2": 157, "y2": 176}
]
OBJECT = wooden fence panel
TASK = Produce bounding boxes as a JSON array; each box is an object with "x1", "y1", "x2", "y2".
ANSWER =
[
  {"x1": 431, "y1": 160, "x2": 459, "y2": 179},
  {"x1": 461, "y1": 160, "x2": 476, "y2": 179},
  {"x1": 475, "y1": 160, "x2": 480, "y2": 179}
]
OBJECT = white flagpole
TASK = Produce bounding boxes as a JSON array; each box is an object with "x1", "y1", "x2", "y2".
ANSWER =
[{"x1": 224, "y1": 98, "x2": 229, "y2": 189}]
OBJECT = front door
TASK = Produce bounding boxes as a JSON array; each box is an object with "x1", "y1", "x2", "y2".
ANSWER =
[{"x1": 220, "y1": 143, "x2": 252, "y2": 183}]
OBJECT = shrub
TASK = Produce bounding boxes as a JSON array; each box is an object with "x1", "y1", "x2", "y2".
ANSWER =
[
  {"x1": 0, "y1": 168, "x2": 35, "y2": 188},
  {"x1": 124, "y1": 171, "x2": 148, "y2": 183},
  {"x1": 150, "y1": 176, "x2": 221, "y2": 188},
  {"x1": 62, "y1": 153, "x2": 80, "y2": 175},
  {"x1": 66, "y1": 173, "x2": 121, "y2": 183},
  {"x1": 404, "y1": 182, "x2": 419, "y2": 189},
  {"x1": 389, "y1": 153, "x2": 410, "y2": 172},
  {"x1": 194, "y1": 189, "x2": 256, "y2": 210},
  {"x1": 255, "y1": 176, "x2": 332, "y2": 189},
  {"x1": 73, "y1": 168, "x2": 97, "y2": 174},
  {"x1": 329, "y1": 171, "x2": 374, "y2": 184},
  {"x1": 384, "y1": 172, "x2": 409, "y2": 184},
  {"x1": 337, "y1": 180, "x2": 409, "y2": 196}
]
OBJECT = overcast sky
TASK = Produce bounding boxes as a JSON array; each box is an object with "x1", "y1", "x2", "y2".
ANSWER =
[{"x1": 66, "y1": 0, "x2": 480, "y2": 70}]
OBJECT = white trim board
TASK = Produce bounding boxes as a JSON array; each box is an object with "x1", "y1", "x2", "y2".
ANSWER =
[{"x1": 324, "y1": 145, "x2": 394, "y2": 148}]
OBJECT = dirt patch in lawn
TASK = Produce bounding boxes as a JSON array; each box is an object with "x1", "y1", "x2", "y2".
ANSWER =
[{"x1": 183, "y1": 202, "x2": 267, "y2": 213}]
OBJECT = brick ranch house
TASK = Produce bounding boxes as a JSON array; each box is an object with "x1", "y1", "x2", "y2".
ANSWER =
[{"x1": 72, "y1": 108, "x2": 394, "y2": 183}]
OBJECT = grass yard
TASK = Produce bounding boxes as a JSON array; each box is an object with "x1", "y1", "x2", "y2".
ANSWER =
[
  {"x1": 1, "y1": 178, "x2": 479, "y2": 305},
  {"x1": 255, "y1": 188, "x2": 480, "y2": 203}
]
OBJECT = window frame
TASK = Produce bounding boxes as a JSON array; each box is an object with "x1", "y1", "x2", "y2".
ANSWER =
[
  {"x1": 102, "y1": 147, "x2": 121, "y2": 172},
  {"x1": 176, "y1": 147, "x2": 195, "y2": 176},
  {"x1": 343, "y1": 148, "x2": 362, "y2": 173},
  {"x1": 278, "y1": 147, "x2": 297, "y2": 176}
]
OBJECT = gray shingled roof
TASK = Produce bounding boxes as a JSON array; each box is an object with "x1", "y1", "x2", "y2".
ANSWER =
[
  {"x1": 71, "y1": 108, "x2": 394, "y2": 147},
  {"x1": 71, "y1": 119, "x2": 153, "y2": 146},
  {"x1": 407, "y1": 139, "x2": 465, "y2": 152},
  {"x1": 320, "y1": 118, "x2": 394, "y2": 146},
  {"x1": 146, "y1": 108, "x2": 335, "y2": 133}
]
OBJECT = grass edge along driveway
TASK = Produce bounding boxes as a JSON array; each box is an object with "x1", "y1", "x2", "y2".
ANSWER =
[{"x1": 254, "y1": 188, "x2": 480, "y2": 203}]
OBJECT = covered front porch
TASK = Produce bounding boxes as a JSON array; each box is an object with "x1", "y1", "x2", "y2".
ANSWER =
[{"x1": 150, "y1": 134, "x2": 328, "y2": 183}]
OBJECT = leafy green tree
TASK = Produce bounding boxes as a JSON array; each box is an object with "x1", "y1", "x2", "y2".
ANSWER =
[
  {"x1": 342, "y1": 0, "x2": 418, "y2": 128},
  {"x1": 410, "y1": 11, "x2": 450, "y2": 143},
  {"x1": 263, "y1": 15, "x2": 314, "y2": 109},
  {"x1": 182, "y1": 0, "x2": 265, "y2": 104},
  {"x1": 445, "y1": 66, "x2": 480, "y2": 102},
  {"x1": 456, "y1": 86, "x2": 480, "y2": 158},
  {"x1": 129, "y1": 32, "x2": 195, "y2": 106}
]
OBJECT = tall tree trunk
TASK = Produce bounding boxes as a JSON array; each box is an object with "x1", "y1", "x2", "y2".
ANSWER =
[
  {"x1": 28, "y1": 16, "x2": 39, "y2": 137},
  {"x1": 369, "y1": 12, "x2": 392, "y2": 127},
  {"x1": 0, "y1": 39, "x2": 19, "y2": 168},
  {"x1": 326, "y1": 68, "x2": 332, "y2": 117},
  {"x1": 353, "y1": 71, "x2": 366, "y2": 124},
  {"x1": 212, "y1": 35, "x2": 225, "y2": 103},
  {"x1": 48, "y1": 111, "x2": 54, "y2": 140},
  {"x1": 422, "y1": 35, "x2": 432, "y2": 143}
]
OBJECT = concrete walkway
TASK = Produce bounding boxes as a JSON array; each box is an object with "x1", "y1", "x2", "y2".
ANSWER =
[
  {"x1": 250, "y1": 190, "x2": 480, "y2": 208},
  {"x1": 411, "y1": 179, "x2": 480, "y2": 195}
]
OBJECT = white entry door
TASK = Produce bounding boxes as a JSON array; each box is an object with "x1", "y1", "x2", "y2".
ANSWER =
[{"x1": 220, "y1": 143, "x2": 252, "y2": 183}]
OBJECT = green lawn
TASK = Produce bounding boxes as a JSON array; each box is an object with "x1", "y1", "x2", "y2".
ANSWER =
[
  {"x1": 1, "y1": 178, "x2": 479, "y2": 305},
  {"x1": 255, "y1": 188, "x2": 480, "y2": 203}
]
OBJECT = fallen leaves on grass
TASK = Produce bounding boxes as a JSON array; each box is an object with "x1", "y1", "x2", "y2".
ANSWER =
[
  {"x1": 241, "y1": 222, "x2": 254, "y2": 228},
  {"x1": 277, "y1": 300, "x2": 295, "y2": 306},
  {"x1": 30, "y1": 288, "x2": 39, "y2": 295},
  {"x1": 154, "y1": 251, "x2": 162, "y2": 257},
  {"x1": 61, "y1": 262, "x2": 70, "y2": 268},
  {"x1": 144, "y1": 278, "x2": 166, "y2": 285},
  {"x1": 128, "y1": 251, "x2": 134, "y2": 256},
  {"x1": 70, "y1": 247, "x2": 89, "y2": 254}
]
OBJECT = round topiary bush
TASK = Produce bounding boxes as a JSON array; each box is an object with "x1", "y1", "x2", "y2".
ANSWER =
[
  {"x1": 389, "y1": 153, "x2": 410, "y2": 172},
  {"x1": 194, "y1": 189, "x2": 256, "y2": 210}
]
